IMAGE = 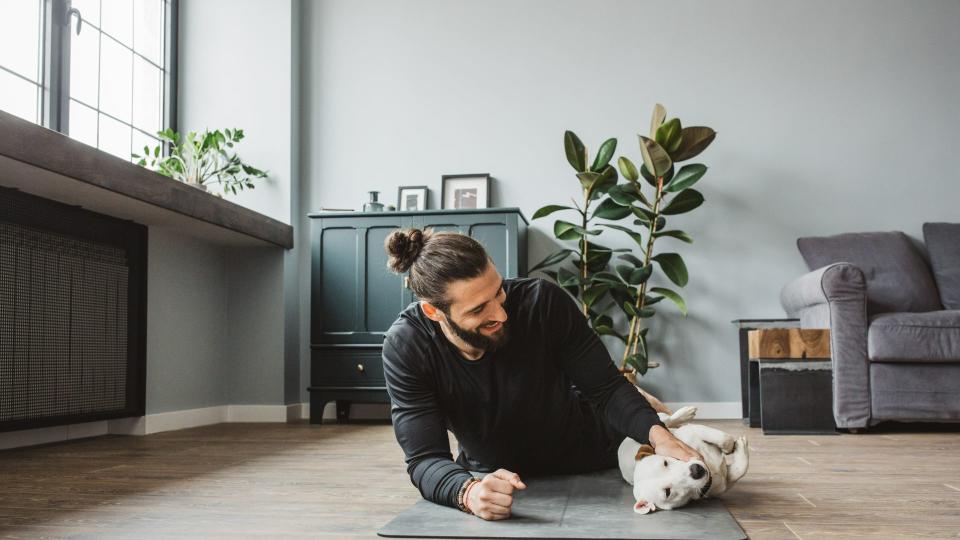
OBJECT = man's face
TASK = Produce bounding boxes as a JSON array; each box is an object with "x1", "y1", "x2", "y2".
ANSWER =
[{"x1": 434, "y1": 262, "x2": 509, "y2": 352}]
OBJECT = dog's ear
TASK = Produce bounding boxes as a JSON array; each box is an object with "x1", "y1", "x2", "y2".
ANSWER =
[
  {"x1": 633, "y1": 499, "x2": 657, "y2": 514},
  {"x1": 635, "y1": 444, "x2": 655, "y2": 461}
]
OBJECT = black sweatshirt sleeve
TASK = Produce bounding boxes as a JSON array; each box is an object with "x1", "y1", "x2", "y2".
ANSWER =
[
  {"x1": 542, "y1": 280, "x2": 666, "y2": 445},
  {"x1": 382, "y1": 335, "x2": 473, "y2": 508}
]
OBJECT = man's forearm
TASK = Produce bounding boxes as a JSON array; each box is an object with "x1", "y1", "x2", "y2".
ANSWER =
[{"x1": 408, "y1": 456, "x2": 475, "y2": 508}]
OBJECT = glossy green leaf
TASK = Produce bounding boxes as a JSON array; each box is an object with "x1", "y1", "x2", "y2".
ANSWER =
[
  {"x1": 592, "y1": 197, "x2": 633, "y2": 220},
  {"x1": 637, "y1": 307, "x2": 656, "y2": 318},
  {"x1": 665, "y1": 164, "x2": 707, "y2": 193},
  {"x1": 533, "y1": 204, "x2": 575, "y2": 220},
  {"x1": 649, "y1": 103, "x2": 666, "y2": 138},
  {"x1": 661, "y1": 188, "x2": 704, "y2": 215},
  {"x1": 554, "y1": 220, "x2": 581, "y2": 240},
  {"x1": 564, "y1": 130, "x2": 586, "y2": 171},
  {"x1": 655, "y1": 118, "x2": 682, "y2": 154},
  {"x1": 618, "y1": 253, "x2": 645, "y2": 267},
  {"x1": 582, "y1": 284, "x2": 610, "y2": 307},
  {"x1": 590, "y1": 165, "x2": 618, "y2": 198},
  {"x1": 557, "y1": 267, "x2": 581, "y2": 287},
  {"x1": 653, "y1": 229, "x2": 693, "y2": 243},
  {"x1": 590, "y1": 138, "x2": 618, "y2": 172},
  {"x1": 652, "y1": 253, "x2": 689, "y2": 287},
  {"x1": 631, "y1": 206, "x2": 655, "y2": 223},
  {"x1": 629, "y1": 264, "x2": 653, "y2": 284},
  {"x1": 670, "y1": 126, "x2": 716, "y2": 162},
  {"x1": 607, "y1": 184, "x2": 640, "y2": 206},
  {"x1": 593, "y1": 271, "x2": 625, "y2": 285},
  {"x1": 599, "y1": 223, "x2": 645, "y2": 248},
  {"x1": 577, "y1": 171, "x2": 602, "y2": 192},
  {"x1": 622, "y1": 301, "x2": 638, "y2": 318},
  {"x1": 638, "y1": 135, "x2": 672, "y2": 177},
  {"x1": 626, "y1": 352, "x2": 649, "y2": 375},
  {"x1": 528, "y1": 249, "x2": 574, "y2": 274},
  {"x1": 650, "y1": 286, "x2": 687, "y2": 316},
  {"x1": 618, "y1": 156, "x2": 640, "y2": 182}
]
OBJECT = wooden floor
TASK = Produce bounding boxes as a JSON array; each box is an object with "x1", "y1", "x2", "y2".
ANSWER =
[{"x1": 1, "y1": 420, "x2": 959, "y2": 539}]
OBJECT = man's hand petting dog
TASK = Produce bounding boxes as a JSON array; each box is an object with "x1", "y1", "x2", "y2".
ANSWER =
[
  {"x1": 648, "y1": 424, "x2": 704, "y2": 463},
  {"x1": 465, "y1": 469, "x2": 527, "y2": 521}
]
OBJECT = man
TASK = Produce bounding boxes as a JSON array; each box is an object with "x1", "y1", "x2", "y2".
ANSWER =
[{"x1": 381, "y1": 228, "x2": 702, "y2": 521}]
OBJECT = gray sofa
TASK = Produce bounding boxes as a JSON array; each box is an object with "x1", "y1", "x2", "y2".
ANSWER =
[{"x1": 779, "y1": 224, "x2": 960, "y2": 430}]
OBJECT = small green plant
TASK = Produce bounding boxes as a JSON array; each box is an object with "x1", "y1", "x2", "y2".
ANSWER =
[
  {"x1": 133, "y1": 128, "x2": 267, "y2": 195},
  {"x1": 531, "y1": 103, "x2": 716, "y2": 376}
]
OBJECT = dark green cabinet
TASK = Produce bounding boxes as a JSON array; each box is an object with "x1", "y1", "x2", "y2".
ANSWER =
[{"x1": 308, "y1": 208, "x2": 527, "y2": 423}]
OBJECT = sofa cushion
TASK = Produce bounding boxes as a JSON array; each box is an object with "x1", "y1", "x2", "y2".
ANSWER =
[
  {"x1": 923, "y1": 223, "x2": 960, "y2": 310},
  {"x1": 797, "y1": 231, "x2": 942, "y2": 314},
  {"x1": 868, "y1": 310, "x2": 960, "y2": 363}
]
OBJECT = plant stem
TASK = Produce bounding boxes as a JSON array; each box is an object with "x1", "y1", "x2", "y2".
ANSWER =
[
  {"x1": 620, "y1": 176, "x2": 664, "y2": 369},
  {"x1": 580, "y1": 188, "x2": 591, "y2": 316}
]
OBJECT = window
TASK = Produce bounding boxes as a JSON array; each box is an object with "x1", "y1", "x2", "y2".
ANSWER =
[
  {"x1": 0, "y1": 1, "x2": 44, "y2": 124},
  {"x1": 0, "y1": 0, "x2": 177, "y2": 162}
]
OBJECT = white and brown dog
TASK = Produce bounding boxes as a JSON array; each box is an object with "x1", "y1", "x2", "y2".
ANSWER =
[{"x1": 617, "y1": 402, "x2": 749, "y2": 514}]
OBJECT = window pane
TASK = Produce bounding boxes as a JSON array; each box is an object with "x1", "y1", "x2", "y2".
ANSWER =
[
  {"x1": 98, "y1": 113, "x2": 131, "y2": 160},
  {"x1": 132, "y1": 129, "x2": 159, "y2": 163},
  {"x1": 133, "y1": 0, "x2": 162, "y2": 65},
  {"x1": 69, "y1": 99, "x2": 99, "y2": 148},
  {"x1": 70, "y1": 26, "x2": 101, "y2": 107},
  {"x1": 132, "y1": 56, "x2": 160, "y2": 134},
  {"x1": 101, "y1": 0, "x2": 133, "y2": 47},
  {"x1": 0, "y1": 0, "x2": 41, "y2": 81},
  {"x1": 72, "y1": 0, "x2": 102, "y2": 30},
  {"x1": 99, "y1": 36, "x2": 133, "y2": 123},
  {"x1": 0, "y1": 70, "x2": 39, "y2": 123}
]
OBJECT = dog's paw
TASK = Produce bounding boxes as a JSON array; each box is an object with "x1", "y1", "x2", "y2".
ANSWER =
[
  {"x1": 718, "y1": 435, "x2": 738, "y2": 454},
  {"x1": 731, "y1": 435, "x2": 748, "y2": 456},
  {"x1": 665, "y1": 406, "x2": 697, "y2": 428}
]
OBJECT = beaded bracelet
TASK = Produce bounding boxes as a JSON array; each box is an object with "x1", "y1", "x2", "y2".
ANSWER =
[{"x1": 457, "y1": 477, "x2": 480, "y2": 514}]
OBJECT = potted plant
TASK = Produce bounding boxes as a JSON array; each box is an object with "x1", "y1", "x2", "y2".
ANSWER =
[
  {"x1": 530, "y1": 104, "x2": 716, "y2": 382},
  {"x1": 133, "y1": 128, "x2": 267, "y2": 196}
]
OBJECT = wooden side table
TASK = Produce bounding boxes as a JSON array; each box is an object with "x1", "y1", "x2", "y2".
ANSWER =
[
  {"x1": 748, "y1": 328, "x2": 837, "y2": 434},
  {"x1": 731, "y1": 319, "x2": 799, "y2": 426}
]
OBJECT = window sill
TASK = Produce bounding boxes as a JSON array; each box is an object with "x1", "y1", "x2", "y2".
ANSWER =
[{"x1": 0, "y1": 110, "x2": 292, "y2": 249}]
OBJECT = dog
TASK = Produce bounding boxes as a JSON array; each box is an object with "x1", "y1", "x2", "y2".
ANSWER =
[{"x1": 617, "y1": 405, "x2": 749, "y2": 514}]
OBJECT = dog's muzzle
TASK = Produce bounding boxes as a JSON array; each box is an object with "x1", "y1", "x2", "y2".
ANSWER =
[{"x1": 698, "y1": 473, "x2": 712, "y2": 499}]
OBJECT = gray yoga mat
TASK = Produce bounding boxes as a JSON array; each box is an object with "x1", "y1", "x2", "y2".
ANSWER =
[{"x1": 378, "y1": 468, "x2": 747, "y2": 539}]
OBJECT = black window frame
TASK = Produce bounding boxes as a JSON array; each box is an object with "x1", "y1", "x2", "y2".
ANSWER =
[{"x1": 33, "y1": 0, "x2": 178, "y2": 140}]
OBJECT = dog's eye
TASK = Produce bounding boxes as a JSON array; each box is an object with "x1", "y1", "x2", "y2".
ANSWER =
[
  {"x1": 663, "y1": 460, "x2": 668, "y2": 467},
  {"x1": 664, "y1": 488, "x2": 671, "y2": 498}
]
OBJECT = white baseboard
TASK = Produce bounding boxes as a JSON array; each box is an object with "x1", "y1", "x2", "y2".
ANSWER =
[{"x1": 1, "y1": 401, "x2": 742, "y2": 452}]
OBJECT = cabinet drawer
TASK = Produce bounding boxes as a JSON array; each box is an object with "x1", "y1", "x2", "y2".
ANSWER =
[{"x1": 311, "y1": 347, "x2": 385, "y2": 387}]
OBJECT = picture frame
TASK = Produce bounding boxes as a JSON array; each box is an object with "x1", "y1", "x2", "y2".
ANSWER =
[
  {"x1": 441, "y1": 173, "x2": 490, "y2": 209},
  {"x1": 397, "y1": 185, "x2": 429, "y2": 211}
]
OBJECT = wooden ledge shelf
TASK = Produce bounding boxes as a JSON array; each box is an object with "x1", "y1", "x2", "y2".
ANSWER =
[{"x1": 0, "y1": 111, "x2": 293, "y2": 249}]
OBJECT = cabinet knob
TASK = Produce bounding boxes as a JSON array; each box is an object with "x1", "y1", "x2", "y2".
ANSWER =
[{"x1": 357, "y1": 363, "x2": 365, "y2": 373}]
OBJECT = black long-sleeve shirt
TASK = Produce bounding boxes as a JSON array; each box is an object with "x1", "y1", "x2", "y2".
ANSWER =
[{"x1": 381, "y1": 277, "x2": 665, "y2": 509}]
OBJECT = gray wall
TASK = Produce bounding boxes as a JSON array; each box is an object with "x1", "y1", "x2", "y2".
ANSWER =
[{"x1": 301, "y1": 0, "x2": 960, "y2": 403}]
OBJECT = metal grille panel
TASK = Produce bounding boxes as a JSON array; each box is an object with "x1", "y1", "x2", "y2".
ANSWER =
[{"x1": 0, "y1": 187, "x2": 146, "y2": 431}]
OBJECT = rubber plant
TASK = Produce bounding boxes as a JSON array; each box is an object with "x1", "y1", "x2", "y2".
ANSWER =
[
  {"x1": 530, "y1": 104, "x2": 716, "y2": 378},
  {"x1": 132, "y1": 128, "x2": 267, "y2": 196}
]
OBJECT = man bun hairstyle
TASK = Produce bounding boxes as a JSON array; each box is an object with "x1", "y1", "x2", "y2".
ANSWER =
[{"x1": 384, "y1": 228, "x2": 490, "y2": 313}]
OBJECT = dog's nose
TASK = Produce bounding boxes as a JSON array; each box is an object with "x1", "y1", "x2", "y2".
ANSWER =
[{"x1": 690, "y1": 463, "x2": 707, "y2": 479}]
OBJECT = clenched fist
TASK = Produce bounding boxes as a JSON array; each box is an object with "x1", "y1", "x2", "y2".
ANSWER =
[{"x1": 465, "y1": 469, "x2": 527, "y2": 520}]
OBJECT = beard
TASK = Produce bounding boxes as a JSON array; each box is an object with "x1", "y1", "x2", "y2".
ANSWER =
[{"x1": 446, "y1": 315, "x2": 510, "y2": 353}]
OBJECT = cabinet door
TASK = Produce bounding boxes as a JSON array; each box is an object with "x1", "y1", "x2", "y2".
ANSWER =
[
  {"x1": 311, "y1": 216, "x2": 405, "y2": 345},
  {"x1": 414, "y1": 213, "x2": 519, "y2": 279}
]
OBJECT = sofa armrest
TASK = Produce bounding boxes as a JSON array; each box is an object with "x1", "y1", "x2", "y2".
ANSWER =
[{"x1": 779, "y1": 263, "x2": 871, "y2": 428}]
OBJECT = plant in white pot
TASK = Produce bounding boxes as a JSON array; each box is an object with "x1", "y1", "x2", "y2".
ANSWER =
[{"x1": 133, "y1": 128, "x2": 267, "y2": 196}]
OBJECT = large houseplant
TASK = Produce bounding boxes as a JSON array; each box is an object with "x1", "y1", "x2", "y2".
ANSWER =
[
  {"x1": 531, "y1": 104, "x2": 716, "y2": 377},
  {"x1": 133, "y1": 128, "x2": 267, "y2": 196}
]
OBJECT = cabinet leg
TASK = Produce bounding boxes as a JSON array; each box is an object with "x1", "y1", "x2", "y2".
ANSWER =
[
  {"x1": 336, "y1": 400, "x2": 352, "y2": 423},
  {"x1": 310, "y1": 399, "x2": 328, "y2": 425}
]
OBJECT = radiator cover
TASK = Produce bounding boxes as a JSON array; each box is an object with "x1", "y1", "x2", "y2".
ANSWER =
[{"x1": 0, "y1": 187, "x2": 146, "y2": 432}]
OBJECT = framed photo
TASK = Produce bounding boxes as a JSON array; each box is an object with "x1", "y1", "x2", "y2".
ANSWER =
[
  {"x1": 441, "y1": 173, "x2": 490, "y2": 209},
  {"x1": 397, "y1": 185, "x2": 429, "y2": 211}
]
